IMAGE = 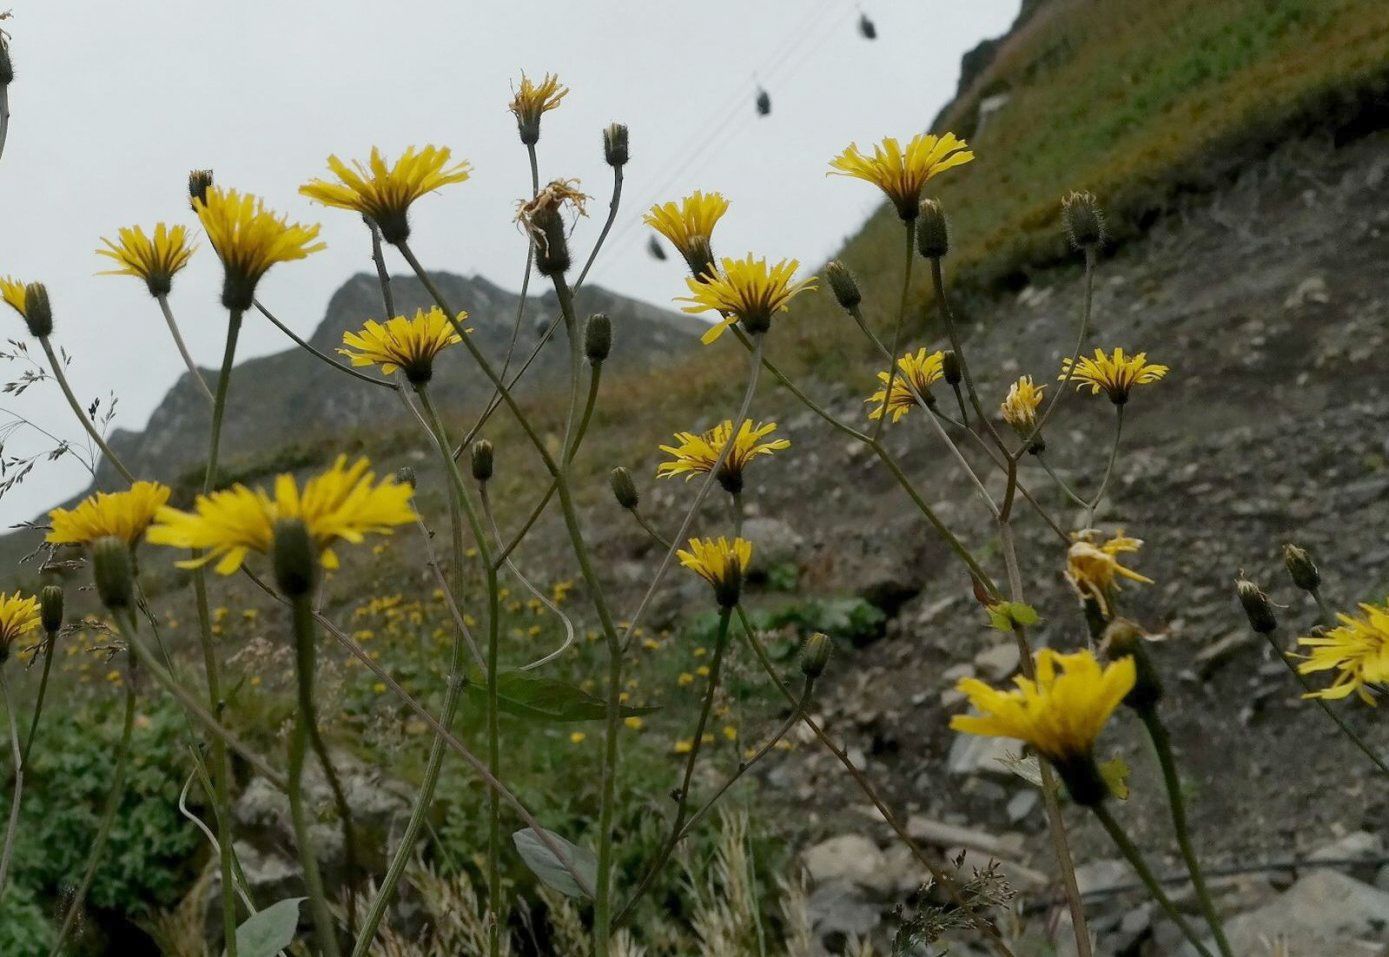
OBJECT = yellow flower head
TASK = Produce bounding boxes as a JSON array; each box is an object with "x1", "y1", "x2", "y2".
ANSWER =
[
  {"x1": 1296, "y1": 601, "x2": 1389, "y2": 705},
  {"x1": 0, "y1": 591, "x2": 41, "y2": 661},
  {"x1": 678, "y1": 536, "x2": 753, "y2": 608},
  {"x1": 657, "y1": 420, "x2": 789, "y2": 494},
  {"x1": 146, "y1": 455, "x2": 415, "y2": 577},
  {"x1": 1064, "y1": 531, "x2": 1153, "y2": 617},
  {"x1": 338, "y1": 307, "x2": 465, "y2": 385},
  {"x1": 193, "y1": 186, "x2": 325, "y2": 311},
  {"x1": 299, "y1": 145, "x2": 472, "y2": 245},
  {"x1": 96, "y1": 224, "x2": 196, "y2": 297},
  {"x1": 678, "y1": 255, "x2": 817, "y2": 344},
  {"x1": 1, "y1": 276, "x2": 28, "y2": 318},
  {"x1": 866, "y1": 349, "x2": 945, "y2": 422},
  {"x1": 643, "y1": 191, "x2": 730, "y2": 277},
  {"x1": 1059, "y1": 348, "x2": 1168, "y2": 405},
  {"x1": 952, "y1": 648, "x2": 1134, "y2": 804},
  {"x1": 509, "y1": 72, "x2": 569, "y2": 144},
  {"x1": 1000, "y1": 376, "x2": 1045, "y2": 434},
  {"x1": 828, "y1": 132, "x2": 975, "y2": 220},
  {"x1": 48, "y1": 481, "x2": 172, "y2": 548}
]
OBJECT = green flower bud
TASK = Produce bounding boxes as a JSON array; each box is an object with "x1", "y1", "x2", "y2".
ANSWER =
[
  {"x1": 394, "y1": 465, "x2": 417, "y2": 488},
  {"x1": 471, "y1": 440, "x2": 494, "y2": 483},
  {"x1": 1235, "y1": 578, "x2": 1277, "y2": 635},
  {"x1": 916, "y1": 199, "x2": 950, "y2": 259},
  {"x1": 584, "y1": 313, "x2": 612, "y2": 364},
  {"x1": 92, "y1": 536, "x2": 134, "y2": 611},
  {"x1": 22, "y1": 282, "x2": 52, "y2": 338},
  {"x1": 188, "y1": 169, "x2": 214, "y2": 209},
  {"x1": 1102, "y1": 619, "x2": 1163, "y2": 711},
  {"x1": 824, "y1": 261, "x2": 861, "y2": 311},
  {"x1": 531, "y1": 207, "x2": 571, "y2": 277},
  {"x1": 609, "y1": 467, "x2": 639, "y2": 510},
  {"x1": 0, "y1": 38, "x2": 13, "y2": 86},
  {"x1": 272, "y1": 518, "x2": 318, "y2": 598},
  {"x1": 39, "y1": 584, "x2": 64, "y2": 635},
  {"x1": 800, "y1": 632, "x2": 832, "y2": 679},
  {"x1": 1282, "y1": 544, "x2": 1321, "y2": 594},
  {"x1": 1062, "y1": 191, "x2": 1105, "y2": 249},
  {"x1": 942, "y1": 350, "x2": 962, "y2": 386},
  {"x1": 603, "y1": 123, "x2": 629, "y2": 167}
]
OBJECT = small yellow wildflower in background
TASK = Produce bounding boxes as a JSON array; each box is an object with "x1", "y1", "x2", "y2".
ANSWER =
[
  {"x1": 193, "y1": 186, "x2": 325, "y2": 310},
  {"x1": 569, "y1": 731, "x2": 587, "y2": 745},
  {"x1": 1059, "y1": 348, "x2": 1168, "y2": 405},
  {"x1": 0, "y1": 275, "x2": 27, "y2": 318},
  {"x1": 509, "y1": 72, "x2": 569, "y2": 144},
  {"x1": 828, "y1": 132, "x2": 974, "y2": 220},
  {"x1": 96, "y1": 224, "x2": 196, "y2": 297},
  {"x1": 299, "y1": 145, "x2": 472, "y2": 244},
  {"x1": 1296, "y1": 600, "x2": 1389, "y2": 705},
  {"x1": 673, "y1": 739, "x2": 693, "y2": 755},
  {"x1": 678, "y1": 536, "x2": 753, "y2": 608},
  {"x1": 644, "y1": 190, "x2": 730, "y2": 276},
  {"x1": 952, "y1": 648, "x2": 1134, "y2": 805},
  {"x1": 679, "y1": 255, "x2": 817, "y2": 343},
  {"x1": 677, "y1": 672, "x2": 695, "y2": 687},
  {"x1": 867, "y1": 348, "x2": 945, "y2": 422},
  {"x1": 1000, "y1": 375, "x2": 1045, "y2": 434},
  {"x1": 624, "y1": 716, "x2": 644, "y2": 731},
  {"x1": 338, "y1": 307, "x2": 465, "y2": 385},
  {"x1": 657, "y1": 419, "x2": 789, "y2": 494},
  {"x1": 47, "y1": 481, "x2": 172, "y2": 547},
  {"x1": 147, "y1": 455, "x2": 415, "y2": 575},
  {"x1": 1065, "y1": 531, "x2": 1153, "y2": 616},
  {"x1": 0, "y1": 591, "x2": 41, "y2": 662}
]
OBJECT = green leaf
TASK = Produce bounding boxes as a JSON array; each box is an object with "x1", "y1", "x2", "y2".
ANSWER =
[
  {"x1": 512, "y1": 828, "x2": 597, "y2": 899},
  {"x1": 986, "y1": 601, "x2": 1041, "y2": 632},
  {"x1": 468, "y1": 671, "x2": 658, "y2": 723},
  {"x1": 231, "y1": 897, "x2": 303, "y2": 957}
]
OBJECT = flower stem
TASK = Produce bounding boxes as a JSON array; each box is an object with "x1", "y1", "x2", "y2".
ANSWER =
[
  {"x1": 1090, "y1": 802, "x2": 1216, "y2": 957},
  {"x1": 39, "y1": 336, "x2": 135, "y2": 484},
  {"x1": 1017, "y1": 246, "x2": 1096, "y2": 456},
  {"x1": 870, "y1": 222, "x2": 915, "y2": 443},
  {"x1": 0, "y1": 669, "x2": 24, "y2": 902},
  {"x1": 1083, "y1": 405, "x2": 1125, "y2": 526},
  {"x1": 19, "y1": 629, "x2": 55, "y2": 767},
  {"x1": 156, "y1": 294, "x2": 214, "y2": 403},
  {"x1": 253, "y1": 299, "x2": 395, "y2": 391},
  {"x1": 1138, "y1": 707, "x2": 1233, "y2": 957}
]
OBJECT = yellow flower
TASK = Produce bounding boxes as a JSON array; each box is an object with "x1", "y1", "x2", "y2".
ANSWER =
[
  {"x1": 1296, "y1": 601, "x2": 1389, "y2": 705},
  {"x1": 509, "y1": 72, "x2": 569, "y2": 144},
  {"x1": 678, "y1": 536, "x2": 752, "y2": 607},
  {"x1": 193, "y1": 186, "x2": 325, "y2": 310},
  {"x1": 48, "y1": 481, "x2": 172, "y2": 547},
  {"x1": 299, "y1": 145, "x2": 472, "y2": 244},
  {"x1": 0, "y1": 276, "x2": 27, "y2": 318},
  {"x1": 952, "y1": 648, "x2": 1134, "y2": 805},
  {"x1": 146, "y1": 455, "x2": 415, "y2": 576},
  {"x1": 0, "y1": 591, "x2": 41, "y2": 660},
  {"x1": 96, "y1": 224, "x2": 196, "y2": 297},
  {"x1": 624, "y1": 716, "x2": 645, "y2": 731},
  {"x1": 1064, "y1": 531, "x2": 1153, "y2": 616},
  {"x1": 1000, "y1": 376, "x2": 1045, "y2": 433},
  {"x1": 828, "y1": 132, "x2": 974, "y2": 220},
  {"x1": 657, "y1": 419, "x2": 789, "y2": 494},
  {"x1": 678, "y1": 255, "x2": 817, "y2": 344},
  {"x1": 569, "y1": 731, "x2": 587, "y2": 745},
  {"x1": 643, "y1": 191, "x2": 730, "y2": 276},
  {"x1": 338, "y1": 307, "x2": 465, "y2": 384},
  {"x1": 866, "y1": 348, "x2": 945, "y2": 422},
  {"x1": 1059, "y1": 348, "x2": 1168, "y2": 405}
]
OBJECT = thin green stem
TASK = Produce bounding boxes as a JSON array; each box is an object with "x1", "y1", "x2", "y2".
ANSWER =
[
  {"x1": 1139, "y1": 708, "x2": 1233, "y2": 957},
  {"x1": 870, "y1": 223, "x2": 915, "y2": 444},
  {"x1": 576, "y1": 164, "x2": 624, "y2": 291},
  {"x1": 367, "y1": 223, "x2": 396, "y2": 319},
  {"x1": 1018, "y1": 246, "x2": 1096, "y2": 457},
  {"x1": 156, "y1": 294, "x2": 214, "y2": 403},
  {"x1": 1091, "y1": 803, "x2": 1216, "y2": 957},
  {"x1": 1036, "y1": 454, "x2": 1090, "y2": 509},
  {"x1": 1084, "y1": 405, "x2": 1125, "y2": 527},
  {"x1": 253, "y1": 300, "x2": 396, "y2": 391},
  {"x1": 928, "y1": 256, "x2": 1009, "y2": 455},
  {"x1": 20, "y1": 629, "x2": 55, "y2": 767},
  {"x1": 39, "y1": 337, "x2": 135, "y2": 484},
  {"x1": 0, "y1": 670, "x2": 23, "y2": 902}
]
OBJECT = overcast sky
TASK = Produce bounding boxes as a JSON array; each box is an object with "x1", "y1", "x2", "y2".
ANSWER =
[{"x1": 0, "y1": 0, "x2": 1019, "y2": 521}]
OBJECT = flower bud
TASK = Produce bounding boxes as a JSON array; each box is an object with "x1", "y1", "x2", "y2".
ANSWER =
[
  {"x1": 394, "y1": 465, "x2": 417, "y2": 488},
  {"x1": 1235, "y1": 578, "x2": 1277, "y2": 635},
  {"x1": 39, "y1": 584, "x2": 64, "y2": 634},
  {"x1": 609, "y1": 467, "x2": 639, "y2": 510},
  {"x1": 22, "y1": 282, "x2": 52, "y2": 338},
  {"x1": 188, "y1": 169, "x2": 214, "y2": 209},
  {"x1": 824, "y1": 261, "x2": 862, "y2": 311},
  {"x1": 471, "y1": 440, "x2": 494, "y2": 483},
  {"x1": 272, "y1": 518, "x2": 318, "y2": 598},
  {"x1": 916, "y1": 199, "x2": 950, "y2": 259},
  {"x1": 1062, "y1": 191, "x2": 1105, "y2": 249},
  {"x1": 603, "y1": 123, "x2": 629, "y2": 167},
  {"x1": 942, "y1": 350, "x2": 962, "y2": 387},
  {"x1": 800, "y1": 632, "x2": 832, "y2": 679},
  {"x1": 584, "y1": 313, "x2": 612, "y2": 364},
  {"x1": 92, "y1": 536, "x2": 134, "y2": 611},
  {"x1": 1282, "y1": 544, "x2": 1321, "y2": 594},
  {"x1": 0, "y1": 38, "x2": 13, "y2": 86},
  {"x1": 1102, "y1": 619, "x2": 1163, "y2": 712},
  {"x1": 531, "y1": 207, "x2": 571, "y2": 277}
]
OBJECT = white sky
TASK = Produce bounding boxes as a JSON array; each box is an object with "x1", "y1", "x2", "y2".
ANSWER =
[{"x1": 0, "y1": 0, "x2": 1019, "y2": 522}]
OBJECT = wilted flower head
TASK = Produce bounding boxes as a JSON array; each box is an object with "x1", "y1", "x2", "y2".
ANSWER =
[
  {"x1": 1059, "y1": 348, "x2": 1168, "y2": 405},
  {"x1": 867, "y1": 348, "x2": 945, "y2": 423},
  {"x1": 678, "y1": 255, "x2": 817, "y2": 344},
  {"x1": 951, "y1": 648, "x2": 1134, "y2": 805},
  {"x1": 338, "y1": 306, "x2": 465, "y2": 385},
  {"x1": 658, "y1": 419, "x2": 789, "y2": 494},
  {"x1": 1000, "y1": 376, "x2": 1045, "y2": 434},
  {"x1": 48, "y1": 481, "x2": 172, "y2": 548},
  {"x1": 299, "y1": 145, "x2": 472, "y2": 245},
  {"x1": 194, "y1": 186, "x2": 325, "y2": 310},
  {"x1": 516, "y1": 178, "x2": 590, "y2": 276},
  {"x1": 643, "y1": 191, "x2": 730, "y2": 278},
  {"x1": 509, "y1": 72, "x2": 569, "y2": 144},
  {"x1": 147, "y1": 455, "x2": 415, "y2": 577},
  {"x1": 678, "y1": 536, "x2": 752, "y2": 608},
  {"x1": 0, "y1": 591, "x2": 41, "y2": 663},
  {"x1": 1296, "y1": 600, "x2": 1389, "y2": 705},
  {"x1": 96, "y1": 224, "x2": 196, "y2": 297},
  {"x1": 1065, "y1": 530, "x2": 1153, "y2": 616},
  {"x1": 828, "y1": 132, "x2": 974, "y2": 220}
]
